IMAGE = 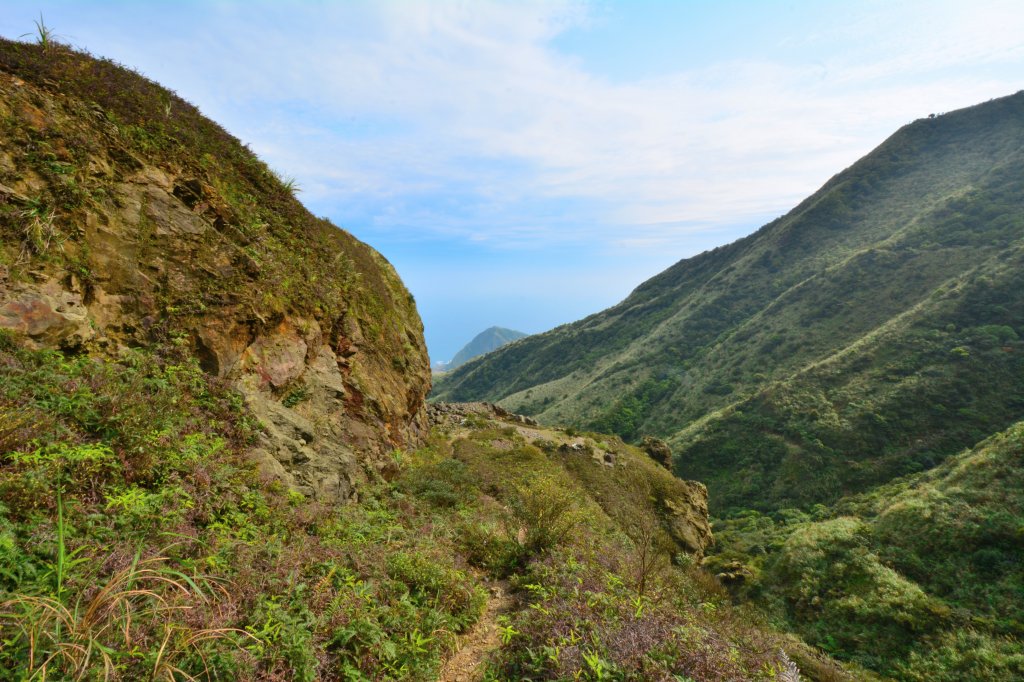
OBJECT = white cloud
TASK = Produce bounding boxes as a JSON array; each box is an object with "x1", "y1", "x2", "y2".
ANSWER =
[
  {"x1": 6, "y1": 0, "x2": 1024, "y2": 255},
  {"x1": 193, "y1": 1, "x2": 1021, "y2": 250}
]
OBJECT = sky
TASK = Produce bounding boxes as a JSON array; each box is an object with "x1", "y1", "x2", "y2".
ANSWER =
[{"x1": 3, "y1": 1, "x2": 1024, "y2": 361}]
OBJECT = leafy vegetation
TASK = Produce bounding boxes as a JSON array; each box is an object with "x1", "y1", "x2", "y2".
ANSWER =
[
  {"x1": 0, "y1": 332, "x2": 485, "y2": 679},
  {"x1": 705, "y1": 421, "x2": 1024, "y2": 680},
  {"x1": 417, "y1": 409, "x2": 865, "y2": 681},
  {"x1": 0, "y1": 332, "x2": 871, "y2": 680}
]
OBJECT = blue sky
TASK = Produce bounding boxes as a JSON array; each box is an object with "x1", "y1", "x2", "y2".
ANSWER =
[{"x1": 3, "y1": 1, "x2": 1024, "y2": 360}]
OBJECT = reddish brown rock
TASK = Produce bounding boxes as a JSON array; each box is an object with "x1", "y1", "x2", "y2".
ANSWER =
[{"x1": 0, "y1": 57, "x2": 430, "y2": 503}]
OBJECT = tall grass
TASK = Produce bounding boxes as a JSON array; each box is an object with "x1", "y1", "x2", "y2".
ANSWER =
[
  {"x1": 0, "y1": 554, "x2": 251, "y2": 681},
  {"x1": 20, "y1": 15, "x2": 60, "y2": 51}
]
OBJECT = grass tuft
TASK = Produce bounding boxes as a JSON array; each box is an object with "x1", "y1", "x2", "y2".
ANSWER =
[
  {"x1": 20, "y1": 14, "x2": 64, "y2": 52},
  {"x1": 0, "y1": 554, "x2": 248, "y2": 681}
]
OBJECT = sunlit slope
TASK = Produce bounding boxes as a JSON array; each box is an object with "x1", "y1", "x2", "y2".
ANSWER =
[{"x1": 433, "y1": 91, "x2": 1024, "y2": 511}]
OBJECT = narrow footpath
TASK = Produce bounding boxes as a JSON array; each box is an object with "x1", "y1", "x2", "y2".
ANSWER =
[{"x1": 438, "y1": 579, "x2": 514, "y2": 682}]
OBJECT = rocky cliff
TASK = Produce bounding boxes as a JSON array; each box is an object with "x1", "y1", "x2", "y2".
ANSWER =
[{"x1": 0, "y1": 39, "x2": 430, "y2": 500}]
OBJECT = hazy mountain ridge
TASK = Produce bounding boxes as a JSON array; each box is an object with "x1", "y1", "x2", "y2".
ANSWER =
[{"x1": 434, "y1": 326, "x2": 527, "y2": 372}]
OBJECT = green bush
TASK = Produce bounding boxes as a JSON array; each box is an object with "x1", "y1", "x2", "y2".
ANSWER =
[
  {"x1": 385, "y1": 551, "x2": 486, "y2": 631},
  {"x1": 248, "y1": 591, "x2": 317, "y2": 682},
  {"x1": 458, "y1": 521, "x2": 524, "y2": 576},
  {"x1": 399, "y1": 457, "x2": 477, "y2": 508},
  {"x1": 894, "y1": 629, "x2": 1024, "y2": 682},
  {"x1": 506, "y1": 474, "x2": 581, "y2": 555}
]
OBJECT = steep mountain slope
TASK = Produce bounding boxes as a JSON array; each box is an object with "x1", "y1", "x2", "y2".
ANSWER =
[
  {"x1": 434, "y1": 91, "x2": 1024, "y2": 511},
  {"x1": 0, "y1": 38, "x2": 430, "y2": 499},
  {"x1": 444, "y1": 326, "x2": 527, "y2": 371}
]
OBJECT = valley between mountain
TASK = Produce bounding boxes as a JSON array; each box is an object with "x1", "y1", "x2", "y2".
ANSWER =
[{"x1": 1, "y1": 32, "x2": 1022, "y2": 682}]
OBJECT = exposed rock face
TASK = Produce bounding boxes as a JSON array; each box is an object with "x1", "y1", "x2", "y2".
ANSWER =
[
  {"x1": 641, "y1": 436, "x2": 673, "y2": 469},
  {"x1": 663, "y1": 489, "x2": 710, "y2": 555},
  {"x1": 0, "y1": 42, "x2": 430, "y2": 501},
  {"x1": 0, "y1": 277, "x2": 94, "y2": 349}
]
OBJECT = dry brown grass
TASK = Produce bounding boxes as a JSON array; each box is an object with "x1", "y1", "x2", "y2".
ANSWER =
[{"x1": 0, "y1": 554, "x2": 253, "y2": 681}]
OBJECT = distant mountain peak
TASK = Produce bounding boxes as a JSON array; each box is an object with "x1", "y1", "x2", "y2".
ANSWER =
[{"x1": 435, "y1": 326, "x2": 528, "y2": 372}]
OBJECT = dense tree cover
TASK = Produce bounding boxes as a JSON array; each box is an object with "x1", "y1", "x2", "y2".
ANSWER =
[{"x1": 705, "y1": 421, "x2": 1024, "y2": 680}]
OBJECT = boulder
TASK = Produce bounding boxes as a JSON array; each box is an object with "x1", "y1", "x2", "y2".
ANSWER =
[{"x1": 642, "y1": 436, "x2": 673, "y2": 469}]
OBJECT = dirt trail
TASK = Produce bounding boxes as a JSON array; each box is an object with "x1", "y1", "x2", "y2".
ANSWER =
[{"x1": 439, "y1": 580, "x2": 514, "y2": 682}]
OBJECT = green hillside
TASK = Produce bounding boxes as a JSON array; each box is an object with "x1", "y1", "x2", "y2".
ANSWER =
[
  {"x1": 433, "y1": 91, "x2": 1024, "y2": 512},
  {"x1": 0, "y1": 332, "x2": 872, "y2": 681},
  {"x1": 0, "y1": 36, "x2": 874, "y2": 682},
  {"x1": 706, "y1": 420, "x2": 1024, "y2": 680}
]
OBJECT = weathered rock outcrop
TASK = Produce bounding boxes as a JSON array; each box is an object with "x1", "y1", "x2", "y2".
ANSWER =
[
  {"x1": 641, "y1": 435, "x2": 673, "y2": 469},
  {"x1": 429, "y1": 401, "x2": 713, "y2": 556},
  {"x1": 0, "y1": 39, "x2": 430, "y2": 500},
  {"x1": 427, "y1": 401, "x2": 539, "y2": 427}
]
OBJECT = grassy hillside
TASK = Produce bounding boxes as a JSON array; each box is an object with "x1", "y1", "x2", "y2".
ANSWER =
[
  {"x1": 674, "y1": 239, "x2": 1024, "y2": 511},
  {"x1": 0, "y1": 331, "x2": 869, "y2": 680},
  {"x1": 433, "y1": 90, "x2": 1024, "y2": 512},
  {"x1": 705, "y1": 420, "x2": 1024, "y2": 680}
]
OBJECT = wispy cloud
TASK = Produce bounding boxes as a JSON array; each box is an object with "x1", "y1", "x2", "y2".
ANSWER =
[
  {"x1": 10, "y1": 0, "x2": 1019, "y2": 255},
  {"x1": 180, "y1": 2, "x2": 1024, "y2": 249}
]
